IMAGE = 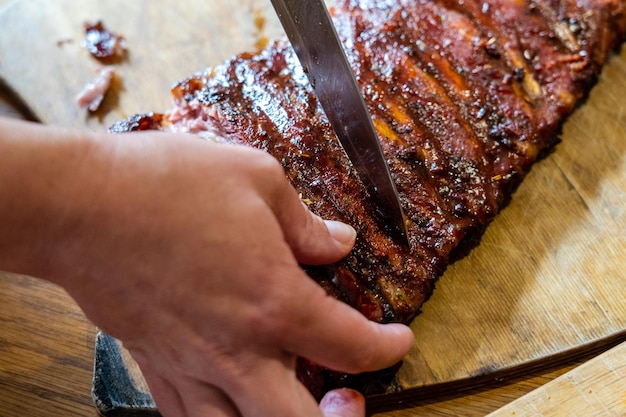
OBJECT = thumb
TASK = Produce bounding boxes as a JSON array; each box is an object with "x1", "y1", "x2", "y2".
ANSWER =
[
  {"x1": 288, "y1": 209, "x2": 356, "y2": 265},
  {"x1": 272, "y1": 179, "x2": 356, "y2": 265},
  {"x1": 319, "y1": 389, "x2": 366, "y2": 417}
]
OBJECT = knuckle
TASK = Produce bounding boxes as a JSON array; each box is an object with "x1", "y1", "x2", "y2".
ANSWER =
[
  {"x1": 245, "y1": 292, "x2": 294, "y2": 343},
  {"x1": 248, "y1": 148, "x2": 284, "y2": 178}
]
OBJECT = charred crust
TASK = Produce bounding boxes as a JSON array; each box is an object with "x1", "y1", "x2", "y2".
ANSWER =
[{"x1": 107, "y1": 113, "x2": 165, "y2": 133}]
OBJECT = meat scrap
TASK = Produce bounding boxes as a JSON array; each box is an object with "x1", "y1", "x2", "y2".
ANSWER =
[
  {"x1": 83, "y1": 21, "x2": 126, "y2": 60},
  {"x1": 109, "y1": 0, "x2": 626, "y2": 398},
  {"x1": 76, "y1": 66, "x2": 116, "y2": 112},
  {"x1": 77, "y1": 20, "x2": 126, "y2": 112}
]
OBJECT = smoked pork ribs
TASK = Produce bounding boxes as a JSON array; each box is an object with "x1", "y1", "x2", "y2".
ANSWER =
[{"x1": 110, "y1": 0, "x2": 626, "y2": 397}]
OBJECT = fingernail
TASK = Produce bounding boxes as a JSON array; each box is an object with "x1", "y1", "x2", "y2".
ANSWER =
[{"x1": 324, "y1": 220, "x2": 357, "y2": 246}]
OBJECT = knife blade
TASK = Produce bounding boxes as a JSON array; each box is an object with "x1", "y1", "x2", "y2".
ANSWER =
[{"x1": 270, "y1": 0, "x2": 410, "y2": 246}]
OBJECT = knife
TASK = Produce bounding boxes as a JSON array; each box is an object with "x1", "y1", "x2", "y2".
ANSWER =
[{"x1": 270, "y1": 0, "x2": 410, "y2": 246}]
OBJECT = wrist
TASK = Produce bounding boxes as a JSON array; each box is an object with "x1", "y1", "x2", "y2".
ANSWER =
[{"x1": 0, "y1": 117, "x2": 105, "y2": 284}]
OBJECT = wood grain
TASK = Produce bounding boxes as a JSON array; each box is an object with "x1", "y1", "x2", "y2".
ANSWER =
[
  {"x1": 487, "y1": 341, "x2": 626, "y2": 417},
  {"x1": 1, "y1": 0, "x2": 625, "y2": 415},
  {"x1": 0, "y1": 272, "x2": 98, "y2": 417}
]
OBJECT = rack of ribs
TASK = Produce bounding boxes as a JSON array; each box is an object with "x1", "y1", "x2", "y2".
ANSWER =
[{"x1": 109, "y1": 0, "x2": 626, "y2": 398}]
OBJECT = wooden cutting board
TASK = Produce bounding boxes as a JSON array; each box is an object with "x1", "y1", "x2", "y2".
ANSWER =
[
  {"x1": 1, "y1": 0, "x2": 625, "y2": 414},
  {"x1": 487, "y1": 341, "x2": 626, "y2": 417},
  {"x1": 0, "y1": 0, "x2": 286, "y2": 130}
]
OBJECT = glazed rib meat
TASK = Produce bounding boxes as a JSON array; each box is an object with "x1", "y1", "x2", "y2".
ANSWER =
[{"x1": 110, "y1": 0, "x2": 626, "y2": 397}]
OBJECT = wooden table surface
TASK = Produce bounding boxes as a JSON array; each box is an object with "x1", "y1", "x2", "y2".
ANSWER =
[
  {"x1": 0, "y1": 269, "x2": 622, "y2": 417},
  {"x1": 0, "y1": 81, "x2": 623, "y2": 417}
]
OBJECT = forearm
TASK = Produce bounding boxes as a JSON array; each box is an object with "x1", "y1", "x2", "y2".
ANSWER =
[
  {"x1": 0, "y1": 117, "x2": 413, "y2": 417},
  {"x1": 0, "y1": 117, "x2": 105, "y2": 283}
]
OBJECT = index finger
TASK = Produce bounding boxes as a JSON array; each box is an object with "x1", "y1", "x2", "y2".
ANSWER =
[{"x1": 274, "y1": 275, "x2": 414, "y2": 374}]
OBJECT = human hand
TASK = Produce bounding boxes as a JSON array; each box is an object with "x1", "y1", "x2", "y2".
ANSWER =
[{"x1": 0, "y1": 120, "x2": 413, "y2": 417}]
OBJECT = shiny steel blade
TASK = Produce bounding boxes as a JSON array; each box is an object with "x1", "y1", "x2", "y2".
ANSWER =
[{"x1": 270, "y1": 0, "x2": 409, "y2": 245}]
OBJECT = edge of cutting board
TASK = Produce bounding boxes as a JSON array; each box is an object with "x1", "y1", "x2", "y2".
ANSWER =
[
  {"x1": 91, "y1": 331, "x2": 626, "y2": 415},
  {"x1": 485, "y1": 341, "x2": 626, "y2": 417}
]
